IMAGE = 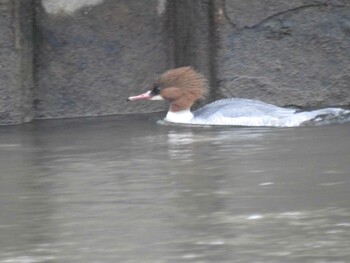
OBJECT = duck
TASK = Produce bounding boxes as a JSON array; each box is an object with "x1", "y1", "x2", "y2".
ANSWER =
[{"x1": 127, "y1": 67, "x2": 349, "y2": 127}]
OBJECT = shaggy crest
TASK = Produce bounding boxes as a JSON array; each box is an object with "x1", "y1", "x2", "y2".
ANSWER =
[{"x1": 156, "y1": 67, "x2": 208, "y2": 111}]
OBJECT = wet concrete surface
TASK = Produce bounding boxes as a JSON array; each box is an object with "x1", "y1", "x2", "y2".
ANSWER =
[{"x1": 0, "y1": 113, "x2": 350, "y2": 263}]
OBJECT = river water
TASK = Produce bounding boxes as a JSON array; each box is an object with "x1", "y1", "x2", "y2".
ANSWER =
[{"x1": 1, "y1": 113, "x2": 350, "y2": 263}]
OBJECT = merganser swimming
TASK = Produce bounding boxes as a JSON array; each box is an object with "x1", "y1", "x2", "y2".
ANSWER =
[{"x1": 127, "y1": 67, "x2": 349, "y2": 127}]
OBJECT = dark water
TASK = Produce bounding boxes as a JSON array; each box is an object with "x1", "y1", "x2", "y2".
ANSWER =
[{"x1": 1, "y1": 113, "x2": 350, "y2": 263}]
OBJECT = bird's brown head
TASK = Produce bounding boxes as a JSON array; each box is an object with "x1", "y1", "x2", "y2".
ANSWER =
[{"x1": 127, "y1": 67, "x2": 208, "y2": 112}]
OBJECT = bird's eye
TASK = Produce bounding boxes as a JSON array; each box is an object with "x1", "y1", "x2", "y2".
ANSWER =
[{"x1": 152, "y1": 85, "x2": 161, "y2": 95}]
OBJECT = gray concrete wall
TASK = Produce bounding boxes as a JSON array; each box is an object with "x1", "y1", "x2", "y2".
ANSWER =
[
  {"x1": 35, "y1": 0, "x2": 171, "y2": 119},
  {"x1": 0, "y1": 0, "x2": 34, "y2": 125},
  {"x1": 215, "y1": 0, "x2": 350, "y2": 107},
  {"x1": 0, "y1": 0, "x2": 349, "y2": 125}
]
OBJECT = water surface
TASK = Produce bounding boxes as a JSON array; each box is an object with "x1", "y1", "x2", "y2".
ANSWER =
[{"x1": 1, "y1": 114, "x2": 350, "y2": 263}]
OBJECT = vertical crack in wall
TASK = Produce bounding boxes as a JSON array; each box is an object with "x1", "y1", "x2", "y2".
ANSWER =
[
  {"x1": 168, "y1": 0, "x2": 218, "y2": 101},
  {"x1": 14, "y1": 0, "x2": 35, "y2": 123},
  {"x1": 208, "y1": 0, "x2": 218, "y2": 101},
  {"x1": 32, "y1": 0, "x2": 40, "y2": 119}
]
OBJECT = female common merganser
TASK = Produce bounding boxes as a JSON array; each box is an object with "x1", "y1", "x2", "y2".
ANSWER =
[{"x1": 127, "y1": 67, "x2": 349, "y2": 127}]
